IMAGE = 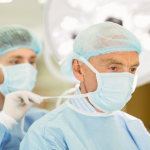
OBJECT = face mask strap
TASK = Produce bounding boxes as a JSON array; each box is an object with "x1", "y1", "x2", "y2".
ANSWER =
[
  {"x1": 42, "y1": 93, "x2": 88, "y2": 99},
  {"x1": 79, "y1": 56, "x2": 99, "y2": 74},
  {"x1": 58, "y1": 52, "x2": 99, "y2": 75}
]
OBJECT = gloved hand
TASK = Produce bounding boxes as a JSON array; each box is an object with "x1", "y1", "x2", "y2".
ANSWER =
[{"x1": 2, "y1": 90, "x2": 43, "y2": 122}]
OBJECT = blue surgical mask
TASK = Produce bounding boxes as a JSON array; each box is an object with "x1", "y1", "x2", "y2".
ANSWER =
[
  {"x1": 79, "y1": 56, "x2": 137, "y2": 113},
  {"x1": 0, "y1": 63, "x2": 37, "y2": 96}
]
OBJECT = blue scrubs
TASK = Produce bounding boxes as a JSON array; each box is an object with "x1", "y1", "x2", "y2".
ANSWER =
[
  {"x1": 0, "y1": 107, "x2": 48, "y2": 150},
  {"x1": 0, "y1": 123, "x2": 10, "y2": 149},
  {"x1": 20, "y1": 100, "x2": 150, "y2": 150}
]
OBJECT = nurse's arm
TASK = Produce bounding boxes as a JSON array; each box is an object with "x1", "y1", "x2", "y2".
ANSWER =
[
  {"x1": 0, "y1": 111, "x2": 18, "y2": 149},
  {"x1": 0, "y1": 123, "x2": 11, "y2": 150}
]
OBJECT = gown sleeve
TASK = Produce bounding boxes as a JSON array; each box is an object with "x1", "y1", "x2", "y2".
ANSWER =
[{"x1": 0, "y1": 123, "x2": 11, "y2": 150}]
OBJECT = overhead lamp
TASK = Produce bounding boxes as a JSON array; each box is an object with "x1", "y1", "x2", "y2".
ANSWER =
[
  {"x1": 0, "y1": 0, "x2": 13, "y2": 3},
  {"x1": 140, "y1": 33, "x2": 150, "y2": 51},
  {"x1": 45, "y1": 0, "x2": 133, "y2": 62},
  {"x1": 61, "y1": 17, "x2": 78, "y2": 31},
  {"x1": 134, "y1": 15, "x2": 150, "y2": 28},
  {"x1": 44, "y1": 0, "x2": 133, "y2": 83},
  {"x1": 44, "y1": 0, "x2": 150, "y2": 86},
  {"x1": 39, "y1": 0, "x2": 47, "y2": 4},
  {"x1": 66, "y1": 0, "x2": 96, "y2": 13}
]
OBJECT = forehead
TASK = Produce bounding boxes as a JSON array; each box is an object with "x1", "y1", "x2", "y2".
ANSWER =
[
  {"x1": 1, "y1": 48, "x2": 36, "y2": 59},
  {"x1": 89, "y1": 51, "x2": 139, "y2": 64}
]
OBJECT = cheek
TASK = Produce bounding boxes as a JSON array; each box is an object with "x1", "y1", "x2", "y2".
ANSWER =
[{"x1": 83, "y1": 67, "x2": 98, "y2": 92}]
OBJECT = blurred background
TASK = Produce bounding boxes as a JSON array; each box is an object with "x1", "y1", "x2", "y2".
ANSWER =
[{"x1": 0, "y1": 0, "x2": 150, "y2": 132}]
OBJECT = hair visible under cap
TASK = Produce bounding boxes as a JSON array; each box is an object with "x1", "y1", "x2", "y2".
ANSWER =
[{"x1": 0, "y1": 24, "x2": 42, "y2": 56}]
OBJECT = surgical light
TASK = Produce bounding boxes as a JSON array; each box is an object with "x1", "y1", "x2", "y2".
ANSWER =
[
  {"x1": 39, "y1": 0, "x2": 47, "y2": 4},
  {"x1": 61, "y1": 17, "x2": 78, "y2": 31},
  {"x1": 58, "y1": 39, "x2": 74, "y2": 56},
  {"x1": 141, "y1": 33, "x2": 150, "y2": 51},
  {"x1": 0, "y1": 0, "x2": 12, "y2": 3},
  {"x1": 134, "y1": 15, "x2": 150, "y2": 28},
  {"x1": 44, "y1": 0, "x2": 150, "y2": 86},
  {"x1": 66, "y1": 0, "x2": 96, "y2": 13}
]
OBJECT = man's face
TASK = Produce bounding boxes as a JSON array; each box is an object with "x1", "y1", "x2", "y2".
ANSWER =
[
  {"x1": 0, "y1": 48, "x2": 37, "y2": 84},
  {"x1": 72, "y1": 51, "x2": 139, "y2": 93}
]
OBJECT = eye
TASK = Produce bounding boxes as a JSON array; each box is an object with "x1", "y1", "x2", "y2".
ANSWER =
[
  {"x1": 110, "y1": 67, "x2": 116, "y2": 70},
  {"x1": 131, "y1": 68, "x2": 136, "y2": 72},
  {"x1": 29, "y1": 61, "x2": 35, "y2": 65},
  {"x1": 29, "y1": 58, "x2": 36, "y2": 65},
  {"x1": 12, "y1": 61, "x2": 19, "y2": 65},
  {"x1": 30, "y1": 61, "x2": 34, "y2": 64}
]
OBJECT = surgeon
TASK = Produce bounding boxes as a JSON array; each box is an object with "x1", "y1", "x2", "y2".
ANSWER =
[
  {"x1": 20, "y1": 22, "x2": 150, "y2": 150},
  {"x1": 0, "y1": 25, "x2": 48, "y2": 150}
]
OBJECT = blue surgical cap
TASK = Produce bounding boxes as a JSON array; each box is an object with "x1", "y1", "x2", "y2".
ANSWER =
[
  {"x1": 0, "y1": 25, "x2": 42, "y2": 56},
  {"x1": 61, "y1": 22, "x2": 143, "y2": 79}
]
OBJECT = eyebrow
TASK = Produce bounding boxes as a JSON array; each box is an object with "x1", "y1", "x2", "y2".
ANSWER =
[
  {"x1": 10, "y1": 55, "x2": 23, "y2": 59},
  {"x1": 106, "y1": 59, "x2": 124, "y2": 66},
  {"x1": 30, "y1": 56, "x2": 37, "y2": 59},
  {"x1": 10, "y1": 55, "x2": 37, "y2": 59},
  {"x1": 105, "y1": 59, "x2": 140, "y2": 67},
  {"x1": 130, "y1": 63, "x2": 140, "y2": 67}
]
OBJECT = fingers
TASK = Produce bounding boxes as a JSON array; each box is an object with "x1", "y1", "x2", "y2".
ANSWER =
[
  {"x1": 3, "y1": 91, "x2": 43, "y2": 122},
  {"x1": 22, "y1": 91, "x2": 43, "y2": 104},
  {"x1": 21, "y1": 101, "x2": 34, "y2": 112},
  {"x1": 6, "y1": 91, "x2": 43, "y2": 105},
  {"x1": 19, "y1": 93, "x2": 30, "y2": 105}
]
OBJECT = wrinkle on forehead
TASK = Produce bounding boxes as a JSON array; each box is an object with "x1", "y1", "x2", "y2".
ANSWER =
[{"x1": 89, "y1": 51, "x2": 139, "y2": 68}]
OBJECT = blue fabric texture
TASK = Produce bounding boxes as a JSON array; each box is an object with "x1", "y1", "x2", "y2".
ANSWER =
[
  {"x1": 20, "y1": 101, "x2": 150, "y2": 150},
  {"x1": 0, "y1": 25, "x2": 42, "y2": 56},
  {"x1": 70, "y1": 88, "x2": 97, "y2": 112},
  {"x1": 61, "y1": 22, "x2": 143, "y2": 80},
  {"x1": 0, "y1": 123, "x2": 11, "y2": 150},
  {"x1": 1, "y1": 107, "x2": 48, "y2": 150}
]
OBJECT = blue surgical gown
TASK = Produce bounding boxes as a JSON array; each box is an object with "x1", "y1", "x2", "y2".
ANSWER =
[
  {"x1": 20, "y1": 100, "x2": 150, "y2": 150},
  {"x1": 0, "y1": 107, "x2": 48, "y2": 150}
]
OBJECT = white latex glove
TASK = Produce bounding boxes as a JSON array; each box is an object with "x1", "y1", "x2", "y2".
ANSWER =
[
  {"x1": 0, "y1": 111, "x2": 17, "y2": 131},
  {"x1": 2, "y1": 91, "x2": 43, "y2": 123}
]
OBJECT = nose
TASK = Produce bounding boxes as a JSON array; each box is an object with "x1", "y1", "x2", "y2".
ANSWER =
[
  {"x1": 23, "y1": 59, "x2": 30, "y2": 64},
  {"x1": 22, "y1": 58, "x2": 36, "y2": 68},
  {"x1": 122, "y1": 66, "x2": 130, "y2": 73}
]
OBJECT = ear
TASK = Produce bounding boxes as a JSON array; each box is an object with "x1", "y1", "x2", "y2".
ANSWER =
[{"x1": 72, "y1": 59, "x2": 84, "y2": 82}]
